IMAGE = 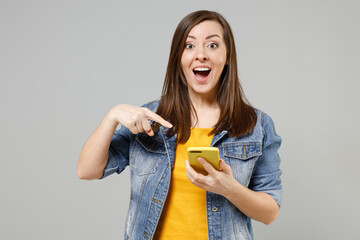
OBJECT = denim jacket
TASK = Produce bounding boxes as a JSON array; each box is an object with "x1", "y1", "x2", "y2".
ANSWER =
[{"x1": 101, "y1": 100, "x2": 282, "y2": 240}]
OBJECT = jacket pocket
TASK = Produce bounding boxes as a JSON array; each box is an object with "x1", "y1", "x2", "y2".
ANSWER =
[
  {"x1": 222, "y1": 142, "x2": 262, "y2": 186},
  {"x1": 131, "y1": 133, "x2": 167, "y2": 176}
]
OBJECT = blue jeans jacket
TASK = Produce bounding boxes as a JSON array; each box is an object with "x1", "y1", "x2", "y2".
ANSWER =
[{"x1": 101, "y1": 100, "x2": 282, "y2": 240}]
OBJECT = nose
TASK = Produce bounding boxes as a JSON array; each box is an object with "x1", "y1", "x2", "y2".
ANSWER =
[{"x1": 195, "y1": 47, "x2": 208, "y2": 62}]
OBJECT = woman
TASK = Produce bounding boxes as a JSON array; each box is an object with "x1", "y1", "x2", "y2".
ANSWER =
[{"x1": 77, "y1": 10, "x2": 282, "y2": 240}]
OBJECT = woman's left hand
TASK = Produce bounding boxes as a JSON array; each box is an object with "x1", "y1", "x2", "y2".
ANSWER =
[{"x1": 185, "y1": 157, "x2": 235, "y2": 196}]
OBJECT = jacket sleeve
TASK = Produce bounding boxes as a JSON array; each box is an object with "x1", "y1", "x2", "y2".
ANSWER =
[
  {"x1": 248, "y1": 113, "x2": 282, "y2": 207},
  {"x1": 100, "y1": 126, "x2": 131, "y2": 179},
  {"x1": 99, "y1": 100, "x2": 158, "y2": 179}
]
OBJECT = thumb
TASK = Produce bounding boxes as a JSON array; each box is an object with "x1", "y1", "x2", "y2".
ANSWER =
[{"x1": 219, "y1": 159, "x2": 232, "y2": 175}]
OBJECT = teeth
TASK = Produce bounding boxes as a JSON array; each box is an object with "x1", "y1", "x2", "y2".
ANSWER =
[{"x1": 194, "y1": 67, "x2": 211, "y2": 71}]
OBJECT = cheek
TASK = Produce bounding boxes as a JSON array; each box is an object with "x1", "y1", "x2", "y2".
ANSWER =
[
  {"x1": 180, "y1": 52, "x2": 192, "y2": 68},
  {"x1": 214, "y1": 58, "x2": 226, "y2": 72},
  {"x1": 181, "y1": 59, "x2": 194, "y2": 79},
  {"x1": 217, "y1": 54, "x2": 227, "y2": 66},
  {"x1": 216, "y1": 48, "x2": 227, "y2": 66}
]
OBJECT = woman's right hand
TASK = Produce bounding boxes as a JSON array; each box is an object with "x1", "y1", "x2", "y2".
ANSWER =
[
  {"x1": 77, "y1": 104, "x2": 172, "y2": 180},
  {"x1": 107, "y1": 104, "x2": 173, "y2": 136}
]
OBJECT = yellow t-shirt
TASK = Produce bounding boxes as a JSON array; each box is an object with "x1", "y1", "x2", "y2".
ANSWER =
[{"x1": 154, "y1": 128, "x2": 214, "y2": 240}]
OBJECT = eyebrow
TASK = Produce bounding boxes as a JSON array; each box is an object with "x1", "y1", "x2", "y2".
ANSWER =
[{"x1": 187, "y1": 34, "x2": 221, "y2": 40}]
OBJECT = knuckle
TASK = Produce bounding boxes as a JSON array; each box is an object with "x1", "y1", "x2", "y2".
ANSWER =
[
  {"x1": 140, "y1": 111, "x2": 146, "y2": 118},
  {"x1": 131, "y1": 115, "x2": 138, "y2": 122},
  {"x1": 215, "y1": 175, "x2": 221, "y2": 182},
  {"x1": 193, "y1": 175, "x2": 200, "y2": 182},
  {"x1": 141, "y1": 107, "x2": 149, "y2": 115},
  {"x1": 210, "y1": 179, "x2": 217, "y2": 187},
  {"x1": 125, "y1": 120, "x2": 133, "y2": 126}
]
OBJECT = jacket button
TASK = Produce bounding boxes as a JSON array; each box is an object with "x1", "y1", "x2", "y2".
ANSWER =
[{"x1": 212, "y1": 206, "x2": 218, "y2": 212}]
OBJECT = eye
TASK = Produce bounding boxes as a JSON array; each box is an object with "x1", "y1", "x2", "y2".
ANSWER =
[
  {"x1": 208, "y1": 43, "x2": 218, "y2": 49},
  {"x1": 185, "y1": 43, "x2": 194, "y2": 49}
]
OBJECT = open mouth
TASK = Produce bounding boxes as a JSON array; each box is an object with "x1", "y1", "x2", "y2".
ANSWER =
[{"x1": 193, "y1": 67, "x2": 211, "y2": 81}]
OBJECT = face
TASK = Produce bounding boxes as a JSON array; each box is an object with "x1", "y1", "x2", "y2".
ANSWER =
[{"x1": 181, "y1": 20, "x2": 227, "y2": 100}]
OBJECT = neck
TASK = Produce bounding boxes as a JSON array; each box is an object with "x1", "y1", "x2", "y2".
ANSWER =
[
  {"x1": 188, "y1": 92, "x2": 220, "y2": 128},
  {"x1": 188, "y1": 91, "x2": 218, "y2": 111}
]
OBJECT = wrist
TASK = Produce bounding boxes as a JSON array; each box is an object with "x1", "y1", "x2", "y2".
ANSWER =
[
  {"x1": 223, "y1": 178, "x2": 243, "y2": 200},
  {"x1": 104, "y1": 110, "x2": 119, "y2": 128}
]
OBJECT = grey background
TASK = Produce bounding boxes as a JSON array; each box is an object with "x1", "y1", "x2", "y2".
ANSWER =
[{"x1": 1, "y1": 0, "x2": 359, "y2": 239}]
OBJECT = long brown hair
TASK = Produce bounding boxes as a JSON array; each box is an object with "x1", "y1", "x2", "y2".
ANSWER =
[{"x1": 153, "y1": 10, "x2": 257, "y2": 143}]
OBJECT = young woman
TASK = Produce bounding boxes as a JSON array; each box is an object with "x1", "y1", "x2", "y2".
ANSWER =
[{"x1": 77, "y1": 10, "x2": 282, "y2": 240}]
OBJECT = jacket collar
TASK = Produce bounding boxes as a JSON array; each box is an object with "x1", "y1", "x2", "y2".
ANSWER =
[{"x1": 211, "y1": 130, "x2": 228, "y2": 147}]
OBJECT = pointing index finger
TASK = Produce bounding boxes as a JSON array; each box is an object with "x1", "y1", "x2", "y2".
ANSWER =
[{"x1": 144, "y1": 108, "x2": 173, "y2": 128}]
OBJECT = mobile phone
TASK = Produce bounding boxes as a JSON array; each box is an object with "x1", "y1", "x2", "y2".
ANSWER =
[{"x1": 187, "y1": 147, "x2": 220, "y2": 175}]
